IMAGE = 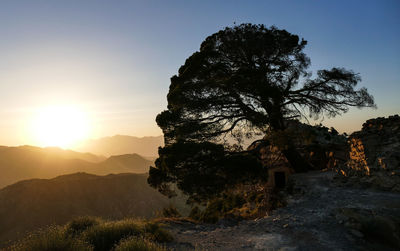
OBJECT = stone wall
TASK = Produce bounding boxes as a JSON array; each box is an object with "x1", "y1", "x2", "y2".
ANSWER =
[
  {"x1": 342, "y1": 115, "x2": 400, "y2": 191},
  {"x1": 248, "y1": 120, "x2": 348, "y2": 171}
]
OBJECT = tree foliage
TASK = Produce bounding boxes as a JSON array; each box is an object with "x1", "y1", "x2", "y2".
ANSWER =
[
  {"x1": 148, "y1": 141, "x2": 265, "y2": 203},
  {"x1": 148, "y1": 24, "x2": 375, "y2": 202}
]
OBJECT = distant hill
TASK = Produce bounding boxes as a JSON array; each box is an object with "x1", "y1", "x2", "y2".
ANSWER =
[
  {"x1": 0, "y1": 173, "x2": 171, "y2": 245},
  {"x1": 0, "y1": 146, "x2": 153, "y2": 188},
  {"x1": 100, "y1": 154, "x2": 153, "y2": 173},
  {"x1": 0, "y1": 145, "x2": 106, "y2": 163},
  {"x1": 74, "y1": 135, "x2": 164, "y2": 157}
]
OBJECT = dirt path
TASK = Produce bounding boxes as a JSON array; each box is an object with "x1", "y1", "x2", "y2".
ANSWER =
[{"x1": 164, "y1": 171, "x2": 400, "y2": 250}]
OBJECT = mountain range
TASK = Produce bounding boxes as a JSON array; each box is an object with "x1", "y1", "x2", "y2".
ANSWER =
[{"x1": 0, "y1": 145, "x2": 153, "y2": 188}]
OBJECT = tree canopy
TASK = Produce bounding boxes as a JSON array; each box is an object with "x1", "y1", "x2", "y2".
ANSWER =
[{"x1": 148, "y1": 24, "x2": 375, "y2": 202}]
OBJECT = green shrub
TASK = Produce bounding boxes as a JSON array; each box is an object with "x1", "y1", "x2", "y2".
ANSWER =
[
  {"x1": 6, "y1": 218, "x2": 172, "y2": 251},
  {"x1": 200, "y1": 208, "x2": 219, "y2": 223},
  {"x1": 8, "y1": 226, "x2": 93, "y2": 251},
  {"x1": 193, "y1": 194, "x2": 247, "y2": 223},
  {"x1": 82, "y1": 219, "x2": 145, "y2": 251},
  {"x1": 113, "y1": 237, "x2": 168, "y2": 251},
  {"x1": 144, "y1": 222, "x2": 173, "y2": 242},
  {"x1": 82, "y1": 219, "x2": 172, "y2": 251},
  {"x1": 162, "y1": 206, "x2": 181, "y2": 218},
  {"x1": 226, "y1": 194, "x2": 246, "y2": 209},
  {"x1": 187, "y1": 188, "x2": 285, "y2": 222},
  {"x1": 248, "y1": 191, "x2": 264, "y2": 203},
  {"x1": 66, "y1": 216, "x2": 102, "y2": 235},
  {"x1": 189, "y1": 206, "x2": 202, "y2": 221}
]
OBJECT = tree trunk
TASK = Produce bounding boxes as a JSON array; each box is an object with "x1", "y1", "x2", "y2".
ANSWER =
[
  {"x1": 281, "y1": 145, "x2": 311, "y2": 173},
  {"x1": 269, "y1": 113, "x2": 311, "y2": 173}
]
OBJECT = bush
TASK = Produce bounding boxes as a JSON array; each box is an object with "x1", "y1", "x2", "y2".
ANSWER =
[
  {"x1": 113, "y1": 237, "x2": 168, "y2": 251},
  {"x1": 82, "y1": 219, "x2": 173, "y2": 251},
  {"x1": 200, "y1": 208, "x2": 219, "y2": 223},
  {"x1": 82, "y1": 219, "x2": 146, "y2": 251},
  {"x1": 6, "y1": 218, "x2": 173, "y2": 251},
  {"x1": 143, "y1": 222, "x2": 173, "y2": 243},
  {"x1": 66, "y1": 216, "x2": 102, "y2": 235},
  {"x1": 188, "y1": 186, "x2": 288, "y2": 223},
  {"x1": 189, "y1": 206, "x2": 202, "y2": 221},
  {"x1": 8, "y1": 226, "x2": 93, "y2": 251},
  {"x1": 187, "y1": 194, "x2": 247, "y2": 223},
  {"x1": 162, "y1": 206, "x2": 181, "y2": 218}
]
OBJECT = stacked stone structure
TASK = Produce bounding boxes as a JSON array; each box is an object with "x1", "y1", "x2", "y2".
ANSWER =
[{"x1": 344, "y1": 115, "x2": 400, "y2": 191}]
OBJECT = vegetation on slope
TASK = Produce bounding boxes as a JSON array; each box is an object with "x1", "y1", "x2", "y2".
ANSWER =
[
  {"x1": 6, "y1": 216, "x2": 172, "y2": 251},
  {"x1": 0, "y1": 173, "x2": 176, "y2": 245}
]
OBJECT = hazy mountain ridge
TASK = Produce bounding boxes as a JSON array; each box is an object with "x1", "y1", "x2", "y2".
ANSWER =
[
  {"x1": 74, "y1": 135, "x2": 164, "y2": 157},
  {"x1": 0, "y1": 145, "x2": 106, "y2": 163},
  {"x1": 0, "y1": 172, "x2": 171, "y2": 245},
  {"x1": 100, "y1": 153, "x2": 153, "y2": 173},
  {"x1": 0, "y1": 145, "x2": 153, "y2": 188}
]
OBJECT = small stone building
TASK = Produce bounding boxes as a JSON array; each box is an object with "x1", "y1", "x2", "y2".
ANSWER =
[
  {"x1": 248, "y1": 140, "x2": 294, "y2": 189},
  {"x1": 247, "y1": 121, "x2": 347, "y2": 189}
]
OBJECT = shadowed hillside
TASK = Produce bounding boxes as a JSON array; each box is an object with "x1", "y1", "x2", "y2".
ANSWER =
[
  {"x1": 74, "y1": 135, "x2": 163, "y2": 157},
  {"x1": 0, "y1": 146, "x2": 153, "y2": 188},
  {"x1": 0, "y1": 173, "x2": 171, "y2": 246}
]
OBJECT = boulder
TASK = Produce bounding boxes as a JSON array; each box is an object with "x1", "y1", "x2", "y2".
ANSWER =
[{"x1": 336, "y1": 207, "x2": 400, "y2": 249}]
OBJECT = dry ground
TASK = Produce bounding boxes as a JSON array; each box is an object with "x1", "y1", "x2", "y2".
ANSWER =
[{"x1": 164, "y1": 171, "x2": 400, "y2": 250}]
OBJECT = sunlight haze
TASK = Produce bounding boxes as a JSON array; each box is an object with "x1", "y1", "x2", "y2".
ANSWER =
[
  {"x1": 0, "y1": 0, "x2": 399, "y2": 147},
  {"x1": 30, "y1": 105, "x2": 90, "y2": 148}
]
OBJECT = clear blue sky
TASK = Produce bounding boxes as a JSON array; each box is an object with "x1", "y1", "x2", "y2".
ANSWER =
[{"x1": 0, "y1": 0, "x2": 399, "y2": 146}]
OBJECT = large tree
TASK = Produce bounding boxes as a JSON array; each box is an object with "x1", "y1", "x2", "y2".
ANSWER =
[{"x1": 148, "y1": 24, "x2": 375, "y2": 201}]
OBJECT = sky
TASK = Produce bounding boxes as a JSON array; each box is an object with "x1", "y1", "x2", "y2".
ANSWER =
[{"x1": 0, "y1": 0, "x2": 399, "y2": 147}]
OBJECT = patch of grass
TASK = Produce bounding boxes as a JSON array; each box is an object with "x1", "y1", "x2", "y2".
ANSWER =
[
  {"x1": 6, "y1": 218, "x2": 173, "y2": 251},
  {"x1": 113, "y1": 237, "x2": 168, "y2": 251},
  {"x1": 66, "y1": 216, "x2": 102, "y2": 235},
  {"x1": 82, "y1": 219, "x2": 146, "y2": 251},
  {"x1": 189, "y1": 186, "x2": 287, "y2": 223},
  {"x1": 162, "y1": 205, "x2": 181, "y2": 218},
  {"x1": 7, "y1": 226, "x2": 93, "y2": 251},
  {"x1": 82, "y1": 219, "x2": 173, "y2": 251},
  {"x1": 193, "y1": 193, "x2": 247, "y2": 223},
  {"x1": 143, "y1": 222, "x2": 173, "y2": 243}
]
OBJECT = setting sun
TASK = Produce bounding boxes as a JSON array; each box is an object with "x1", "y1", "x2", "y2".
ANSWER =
[{"x1": 31, "y1": 105, "x2": 90, "y2": 148}]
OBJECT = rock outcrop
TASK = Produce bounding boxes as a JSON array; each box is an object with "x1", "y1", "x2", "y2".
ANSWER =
[
  {"x1": 340, "y1": 115, "x2": 400, "y2": 192},
  {"x1": 249, "y1": 120, "x2": 348, "y2": 171},
  {"x1": 285, "y1": 121, "x2": 348, "y2": 170},
  {"x1": 248, "y1": 115, "x2": 400, "y2": 192}
]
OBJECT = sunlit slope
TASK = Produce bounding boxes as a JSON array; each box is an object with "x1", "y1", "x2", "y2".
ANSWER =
[
  {"x1": 0, "y1": 173, "x2": 170, "y2": 245},
  {"x1": 0, "y1": 146, "x2": 153, "y2": 188}
]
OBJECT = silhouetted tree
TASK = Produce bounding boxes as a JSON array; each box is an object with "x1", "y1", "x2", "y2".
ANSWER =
[{"x1": 148, "y1": 24, "x2": 375, "y2": 201}]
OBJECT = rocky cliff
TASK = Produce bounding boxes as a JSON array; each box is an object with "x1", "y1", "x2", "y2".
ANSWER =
[{"x1": 340, "y1": 115, "x2": 400, "y2": 191}]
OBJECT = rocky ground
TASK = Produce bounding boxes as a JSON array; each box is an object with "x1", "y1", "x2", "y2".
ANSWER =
[{"x1": 163, "y1": 170, "x2": 400, "y2": 250}]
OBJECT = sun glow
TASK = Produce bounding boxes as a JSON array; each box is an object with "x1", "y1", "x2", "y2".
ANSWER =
[{"x1": 31, "y1": 105, "x2": 90, "y2": 148}]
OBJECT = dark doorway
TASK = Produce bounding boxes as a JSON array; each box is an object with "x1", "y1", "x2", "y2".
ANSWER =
[{"x1": 274, "y1": 172, "x2": 286, "y2": 189}]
